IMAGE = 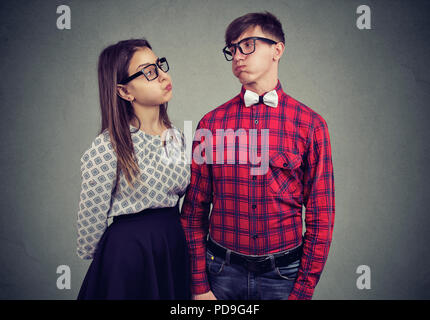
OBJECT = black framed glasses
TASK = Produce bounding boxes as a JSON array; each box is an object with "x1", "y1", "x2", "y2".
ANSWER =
[
  {"x1": 222, "y1": 37, "x2": 277, "y2": 61},
  {"x1": 120, "y1": 57, "x2": 169, "y2": 84}
]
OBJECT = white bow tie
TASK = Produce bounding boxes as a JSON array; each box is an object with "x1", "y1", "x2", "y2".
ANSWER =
[{"x1": 244, "y1": 90, "x2": 278, "y2": 108}]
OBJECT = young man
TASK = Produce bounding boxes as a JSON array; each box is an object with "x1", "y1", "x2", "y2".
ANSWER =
[{"x1": 181, "y1": 12, "x2": 335, "y2": 300}]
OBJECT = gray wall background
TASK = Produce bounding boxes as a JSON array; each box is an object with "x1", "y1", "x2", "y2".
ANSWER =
[{"x1": 0, "y1": 0, "x2": 429, "y2": 299}]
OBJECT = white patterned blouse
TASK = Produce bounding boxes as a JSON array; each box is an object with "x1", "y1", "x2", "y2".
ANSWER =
[{"x1": 76, "y1": 124, "x2": 191, "y2": 260}]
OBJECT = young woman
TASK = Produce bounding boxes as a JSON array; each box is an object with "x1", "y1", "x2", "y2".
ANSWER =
[{"x1": 76, "y1": 39, "x2": 191, "y2": 299}]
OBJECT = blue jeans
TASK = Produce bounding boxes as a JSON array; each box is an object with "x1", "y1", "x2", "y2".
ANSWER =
[{"x1": 206, "y1": 246, "x2": 300, "y2": 300}]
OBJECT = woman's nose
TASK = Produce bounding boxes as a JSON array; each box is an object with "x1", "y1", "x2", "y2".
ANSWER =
[{"x1": 158, "y1": 68, "x2": 169, "y2": 81}]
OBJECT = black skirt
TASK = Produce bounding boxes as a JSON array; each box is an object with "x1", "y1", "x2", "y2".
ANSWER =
[{"x1": 77, "y1": 203, "x2": 191, "y2": 300}]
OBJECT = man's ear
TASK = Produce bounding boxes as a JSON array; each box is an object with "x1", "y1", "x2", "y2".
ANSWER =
[
  {"x1": 117, "y1": 84, "x2": 134, "y2": 102},
  {"x1": 273, "y1": 42, "x2": 285, "y2": 62}
]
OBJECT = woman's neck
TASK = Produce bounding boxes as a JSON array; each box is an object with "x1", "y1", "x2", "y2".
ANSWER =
[{"x1": 131, "y1": 104, "x2": 166, "y2": 135}]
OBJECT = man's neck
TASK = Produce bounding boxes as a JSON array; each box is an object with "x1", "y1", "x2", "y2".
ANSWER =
[{"x1": 243, "y1": 77, "x2": 278, "y2": 96}]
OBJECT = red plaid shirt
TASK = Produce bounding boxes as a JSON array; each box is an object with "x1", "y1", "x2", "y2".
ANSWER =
[{"x1": 180, "y1": 81, "x2": 335, "y2": 299}]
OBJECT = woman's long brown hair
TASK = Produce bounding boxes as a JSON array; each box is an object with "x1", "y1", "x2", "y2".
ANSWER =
[{"x1": 97, "y1": 39, "x2": 172, "y2": 187}]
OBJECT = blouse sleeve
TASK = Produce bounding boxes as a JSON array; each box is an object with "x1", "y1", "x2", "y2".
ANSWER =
[
  {"x1": 177, "y1": 128, "x2": 189, "y2": 198},
  {"x1": 76, "y1": 132, "x2": 117, "y2": 260}
]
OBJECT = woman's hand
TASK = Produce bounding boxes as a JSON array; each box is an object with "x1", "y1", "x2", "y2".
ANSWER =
[{"x1": 192, "y1": 290, "x2": 217, "y2": 300}]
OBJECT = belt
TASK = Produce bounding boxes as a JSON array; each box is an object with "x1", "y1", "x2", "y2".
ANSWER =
[{"x1": 206, "y1": 237, "x2": 303, "y2": 274}]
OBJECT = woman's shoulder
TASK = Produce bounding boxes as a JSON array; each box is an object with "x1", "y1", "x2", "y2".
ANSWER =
[
  {"x1": 94, "y1": 129, "x2": 113, "y2": 147},
  {"x1": 80, "y1": 129, "x2": 116, "y2": 164}
]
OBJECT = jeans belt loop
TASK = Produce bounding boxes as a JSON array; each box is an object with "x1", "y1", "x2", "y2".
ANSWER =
[
  {"x1": 269, "y1": 254, "x2": 276, "y2": 269},
  {"x1": 225, "y1": 249, "x2": 231, "y2": 265}
]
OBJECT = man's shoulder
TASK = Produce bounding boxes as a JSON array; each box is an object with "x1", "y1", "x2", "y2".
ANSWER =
[
  {"x1": 283, "y1": 93, "x2": 328, "y2": 129},
  {"x1": 199, "y1": 94, "x2": 241, "y2": 126}
]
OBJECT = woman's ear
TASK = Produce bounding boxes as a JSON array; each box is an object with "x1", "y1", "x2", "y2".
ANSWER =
[{"x1": 117, "y1": 84, "x2": 134, "y2": 102}]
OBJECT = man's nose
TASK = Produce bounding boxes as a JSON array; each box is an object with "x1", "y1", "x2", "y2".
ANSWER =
[{"x1": 233, "y1": 48, "x2": 245, "y2": 61}]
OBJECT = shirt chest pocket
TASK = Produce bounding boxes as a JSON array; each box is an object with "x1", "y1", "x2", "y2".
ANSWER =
[{"x1": 267, "y1": 151, "x2": 302, "y2": 195}]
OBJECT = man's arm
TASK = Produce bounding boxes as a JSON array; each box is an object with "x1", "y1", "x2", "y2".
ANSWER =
[
  {"x1": 288, "y1": 117, "x2": 335, "y2": 300},
  {"x1": 180, "y1": 118, "x2": 214, "y2": 295}
]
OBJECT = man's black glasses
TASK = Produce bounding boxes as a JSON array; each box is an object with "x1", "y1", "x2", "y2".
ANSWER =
[
  {"x1": 120, "y1": 57, "x2": 169, "y2": 84},
  {"x1": 223, "y1": 37, "x2": 277, "y2": 61}
]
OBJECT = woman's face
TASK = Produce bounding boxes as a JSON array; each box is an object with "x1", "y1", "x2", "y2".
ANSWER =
[{"x1": 121, "y1": 47, "x2": 172, "y2": 107}]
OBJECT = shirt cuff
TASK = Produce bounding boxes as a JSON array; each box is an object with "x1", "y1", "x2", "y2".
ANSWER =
[
  {"x1": 191, "y1": 272, "x2": 211, "y2": 295},
  {"x1": 288, "y1": 284, "x2": 314, "y2": 300}
]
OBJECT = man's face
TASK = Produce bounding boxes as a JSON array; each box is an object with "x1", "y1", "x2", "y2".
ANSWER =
[{"x1": 230, "y1": 25, "x2": 277, "y2": 86}]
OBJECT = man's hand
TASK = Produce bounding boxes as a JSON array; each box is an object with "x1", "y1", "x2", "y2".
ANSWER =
[{"x1": 192, "y1": 290, "x2": 217, "y2": 300}]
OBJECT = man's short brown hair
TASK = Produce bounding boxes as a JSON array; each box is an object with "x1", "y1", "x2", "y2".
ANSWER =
[{"x1": 225, "y1": 11, "x2": 285, "y2": 46}]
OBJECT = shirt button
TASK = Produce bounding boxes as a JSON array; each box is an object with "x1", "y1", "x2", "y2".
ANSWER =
[
  {"x1": 252, "y1": 204, "x2": 257, "y2": 209},
  {"x1": 252, "y1": 234, "x2": 258, "y2": 239},
  {"x1": 254, "y1": 120, "x2": 259, "y2": 125},
  {"x1": 252, "y1": 176, "x2": 257, "y2": 180},
  {"x1": 283, "y1": 163, "x2": 288, "y2": 168}
]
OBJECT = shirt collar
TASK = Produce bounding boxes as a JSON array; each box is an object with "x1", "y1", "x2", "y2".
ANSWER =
[
  {"x1": 239, "y1": 80, "x2": 284, "y2": 106},
  {"x1": 129, "y1": 123, "x2": 179, "y2": 143}
]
